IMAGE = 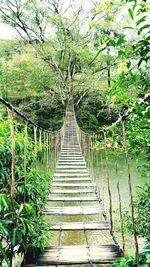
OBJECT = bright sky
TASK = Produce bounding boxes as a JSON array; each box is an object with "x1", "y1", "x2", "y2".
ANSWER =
[
  {"x1": 0, "y1": 23, "x2": 18, "y2": 39},
  {"x1": 0, "y1": 0, "x2": 93, "y2": 39}
]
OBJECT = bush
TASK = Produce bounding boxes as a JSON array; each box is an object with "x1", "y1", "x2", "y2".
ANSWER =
[{"x1": 0, "y1": 118, "x2": 51, "y2": 266}]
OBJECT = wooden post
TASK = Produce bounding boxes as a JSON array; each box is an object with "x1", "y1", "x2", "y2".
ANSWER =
[
  {"x1": 24, "y1": 121, "x2": 28, "y2": 206},
  {"x1": 39, "y1": 129, "x2": 42, "y2": 147},
  {"x1": 8, "y1": 108, "x2": 15, "y2": 209},
  {"x1": 103, "y1": 130, "x2": 113, "y2": 234},
  {"x1": 113, "y1": 136, "x2": 125, "y2": 253},
  {"x1": 34, "y1": 126, "x2": 37, "y2": 166},
  {"x1": 122, "y1": 120, "x2": 139, "y2": 266}
]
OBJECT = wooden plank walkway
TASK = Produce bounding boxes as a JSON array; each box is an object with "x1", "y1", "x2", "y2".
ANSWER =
[
  {"x1": 47, "y1": 196, "x2": 99, "y2": 202},
  {"x1": 51, "y1": 221, "x2": 110, "y2": 230},
  {"x1": 37, "y1": 245, "x2": 121, "y2": 265},
  {"x1": 43, "y1": 206, "x2": 101, "y2": 215},
  {"x1": 50, "y1": 189, "x2": 96, "y2": 194},
  {"x1": 32, "y1": 105, "x2": 122, "y2": 266}
]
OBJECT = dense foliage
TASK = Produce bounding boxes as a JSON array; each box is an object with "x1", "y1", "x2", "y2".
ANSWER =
[
  {"x1": 113, "y1": 245, "x2": 150, "y2": 267},
  {"x1": 123, "y1": 183, "x2": 150, "y2": 242},
  {"x1": 0, "y1": 118, "x2": 51, "y2": 266},
  {"x1": 0, "y1": 0, "x2": 149, "y2": 266}
]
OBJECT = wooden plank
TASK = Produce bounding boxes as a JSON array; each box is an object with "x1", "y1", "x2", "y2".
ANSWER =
[
  {"x1": 52, "y1": 183, "x2": 96, "y2": 187},
  {"x1": 50, "y1": 189, "x2": 96, "y2": 194},
  {"x1": 56, "y1": 166, "x2": 86, "y2": 169},
  {"x1": 54, "y1": 173, "x2": 90, "y2": 177},
  {"x1": 58, "y1": 162, "x2": 86, "y2": 165},
  {"x1": 59, "y1": 156, "x2": 83, "y2": 159},
  {"x1": 61, "y1": 151, "x2": 81, "y2": 154},
  {"x1": 43, "y1": 206, "x2": 101, "y2": 215},
  {"x1": 51, "y1": 221, "x2": 110, "y2": 230},
  {"x1": 47, "y1": 196, "x2": 98, "y2": 201},
  {"x1": 56, "y1": 170, "x2": 89, "y2": 174},
  {"x1": 37, "y1": 245, "x2": 121, "y2": 265},
  {"x1": 53, "y1": 178, "x2": 92, "y2": 182}
]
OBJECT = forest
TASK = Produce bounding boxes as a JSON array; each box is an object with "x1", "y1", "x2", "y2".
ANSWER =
[{"x1": 0, "y1": 0, "x2": 149, "y2": 266}]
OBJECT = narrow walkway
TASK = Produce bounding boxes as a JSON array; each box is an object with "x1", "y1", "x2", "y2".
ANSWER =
[{"x1": 36, "y1": 106, "x2": 122, "y2": 265}]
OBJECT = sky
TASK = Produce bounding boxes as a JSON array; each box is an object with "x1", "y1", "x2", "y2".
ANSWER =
[
  {"x1": 0, "y1": 0, "x2": 93, "y2": 39},
  {"x1": 0, "y1": 23, "x2": 18, "y2": 39}
]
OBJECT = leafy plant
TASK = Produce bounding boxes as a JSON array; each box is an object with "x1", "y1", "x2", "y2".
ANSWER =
[
  {"x1": 122, "y1": 182, "x2": 150, "y2": 242},
  {"x1": 0, "y1": 118, "x2": 51, "y2": 266},
  {"x1": 113, "y1": 245, "x2": 150, "y2": 267}
]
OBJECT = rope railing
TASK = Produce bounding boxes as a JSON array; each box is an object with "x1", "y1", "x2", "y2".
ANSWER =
[
  {"x1": 74, "y1": 94, "x2": 150, "y2": 267},
  {"x1": 1, "y1": 95, "x2": 147, "y2": 266},
  {"x1": 0, "y1": 97, "x2": 64, "y2": 170}
]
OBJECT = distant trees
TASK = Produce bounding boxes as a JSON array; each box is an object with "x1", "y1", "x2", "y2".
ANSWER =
[{"x1": 0, "y1": 0, "x2": 149, "y2": 123}]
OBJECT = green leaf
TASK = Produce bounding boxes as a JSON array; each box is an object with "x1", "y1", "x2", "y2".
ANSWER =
[
  {"x1": 0, "y1": 241, "x2": 9, "y2": 266},
  {"x1": 108, "y1": 38, "x2": 116, "y2": 47},
  {"x1": 128, "y1": 8, "x2": 134, "y2": 19},
  {"x1": 124, "y1": 26, "x2": 134, "y2": 30},
  {"x1": 136, "y1": 16, "x2": 147, "y2": 26},
  {"x1": 11, "y1": 228, "x2": 18, "y2": 246},
  {"x1": 138, "y1": 24, "x2": 150, "y2": 34},
  {"x1": 117, "y1": 35, "x2": 126, "y2": 46}
]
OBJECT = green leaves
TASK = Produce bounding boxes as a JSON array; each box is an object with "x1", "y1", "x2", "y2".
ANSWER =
[
  {"x1": 0, "y1": 118, "x2": 51, "y2": 265},
  {"x1": 138, "y1": 24, "x2": 150, "y2": 34},
  {"x1": 136, "y1": 15, "x2": 147, "y2": 26},
  {"x1": 113, "y1": 244, "x2": 150, "y2": 266},
  {"x1": 128, "y1": 8, "x2": 134, "y2": 19}
]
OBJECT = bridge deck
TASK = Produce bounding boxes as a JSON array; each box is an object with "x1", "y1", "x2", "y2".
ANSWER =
[
  {"x1": 33, "y1": 106, "x2": 121, "y2": 266},
  {"x1": 37, "y1": 245, "x2": 120, "y2": 265}
]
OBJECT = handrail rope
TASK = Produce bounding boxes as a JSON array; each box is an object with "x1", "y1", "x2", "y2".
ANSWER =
[
  {"x1": 75, "y1": 92, "x2": 150, "y2": 137},
  {"x1": 111, "y1": 92, "x2": 150, "y2": 127},
  {"x1": 0, "y1": 97, "x2": 62, "y2": 134}
]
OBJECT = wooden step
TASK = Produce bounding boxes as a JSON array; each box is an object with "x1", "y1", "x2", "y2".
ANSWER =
[
  {"x1": 52, "y1": 183, "x2": 96, "y2": 187},
  {"x1": 53, "y1": 178, "x2": 92, "y2": 182},
  {"x1": 58, "y1": 162, "x2": 86, "y2": 165},
  {"x1": 51, "y1": 189, "x2": 96, "y2": 194},
  {"x1": 54, "y1": 173, "x2": 90, "y2": 177},
  {"x1": 43, "y1": 206, "x2": 101, "y2": 215},
  {"x1": 47, "y1": 196, "x2": 99, "y2": 202},
  {"x1": 58, "y1": 160, "x2": 85, "y2": 164},
  {"x1": 55, "y1": 169, "x2": 89, "y2": 173},
  {"x1": 51, "y1": 221, "x2": 110, "y2": 230},
  {"x1": 56, "y1": 166, "x2": 86, "y2": 169},
  {"x1": 36, "y1": 245, "x2": 121, "y2": 265}
]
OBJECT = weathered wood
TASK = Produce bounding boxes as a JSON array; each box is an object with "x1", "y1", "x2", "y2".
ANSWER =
[
  {"x1": 54, "y1": 173, "x2": 90, "y2": 177},
  {"x1": 44, "y1": 206, "x2": 101, "y2": 215},
  {"x1": 37, "y1": 245, "x2": 121, "y2": 265},
  {"x1": 52, "y1": 183, "x2": 96, "y2": 187},
  {"x1": 47, "y1": 196, "x2": 99, "y2": 201},
  {"x1": 51, "y1": 221, "x2": 110, "y2": 230},
  {"x1": 58, "y1": 162, "x2": 86, "y2": 165},
  {"x1": 53, "y1": 178, "x2": 92, "y2": 182},
  {"x1": 33, "y1": 104, "x2": 122, "y2": 267},
  {"x1": 56, "y1": 170, "x2": 89, "y2": 173},
  {"x1": 51, "y1": 189, "x2": 96, "y2": 194},
  {"x1": 56, "y1": 166, "x2": 87, "y2": 169}
]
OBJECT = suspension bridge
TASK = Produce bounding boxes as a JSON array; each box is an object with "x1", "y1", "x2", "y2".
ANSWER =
[
  {"x1": 33, "y1": 104, "x2": 122, "y2": 266},
  {"x1": 1, "y1": 95, "x2": 148, "y2": 266}
]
